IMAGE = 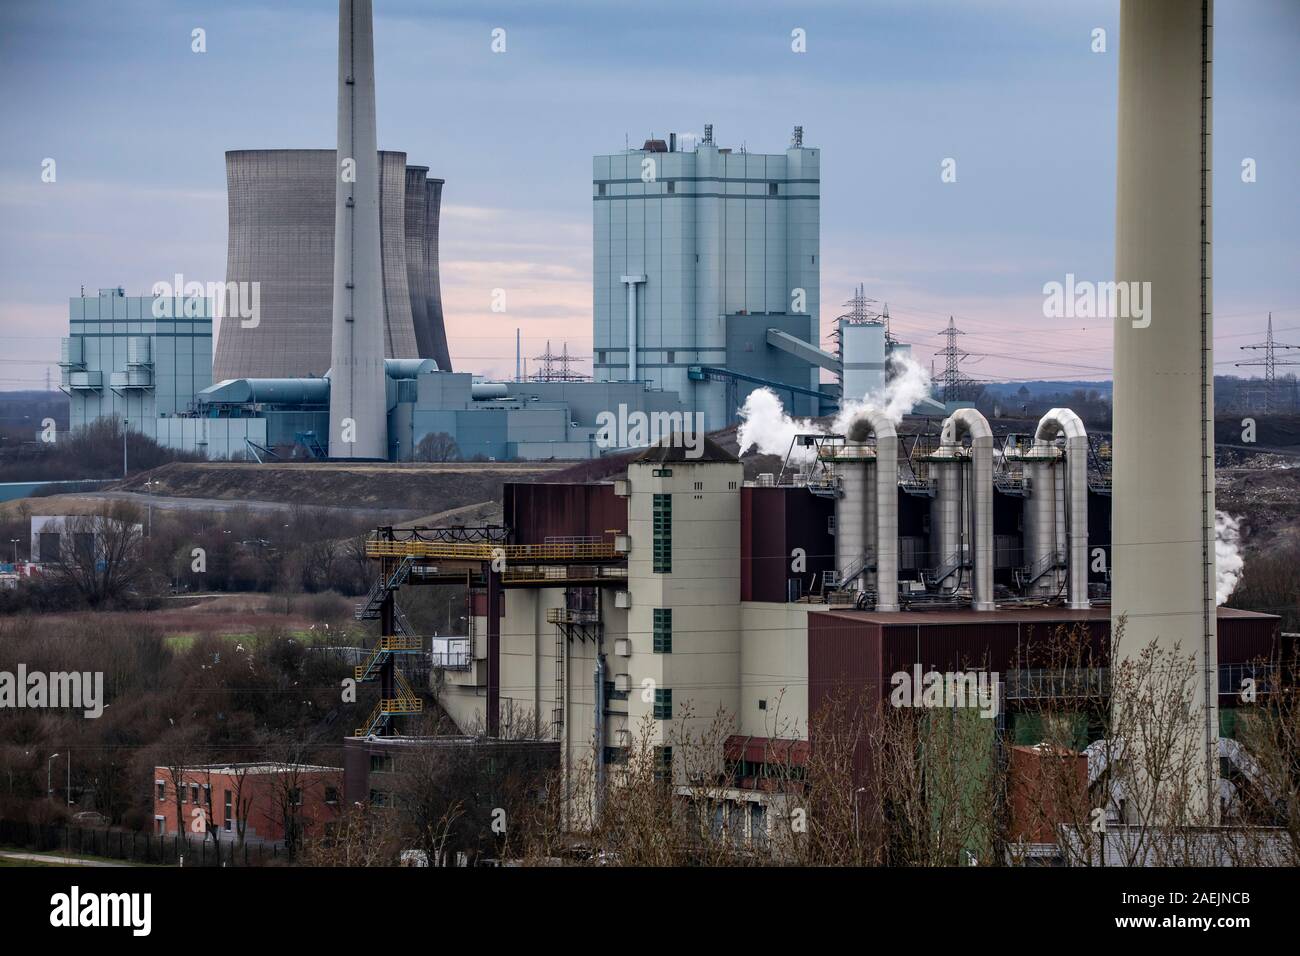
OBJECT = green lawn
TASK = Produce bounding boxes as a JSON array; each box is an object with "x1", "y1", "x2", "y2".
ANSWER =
[{"x1": 165, "y1": 629, "x2": 322, "y2": 651}]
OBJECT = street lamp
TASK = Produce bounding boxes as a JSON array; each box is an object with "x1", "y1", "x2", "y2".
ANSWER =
[
  {"x1": 144, "y1": 479, "x2": 155, "y2": 537},
  {"x1": 9, "y1": 538, "x2": 18, "y2": 565},
  {"x1": 47, "y1": 753, "x2": 60, "y2": 802},
  {"x1": 122, "y1": 419, "x2": 128, "y2": 477}
]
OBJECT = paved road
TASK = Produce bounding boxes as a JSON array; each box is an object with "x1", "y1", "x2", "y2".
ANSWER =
[
  {"x1": 88, "y1": 490, "x2": 423, "y2": 520},
  {"x1": 0, "y1": 850, "x2": 129, "y2": 867}
]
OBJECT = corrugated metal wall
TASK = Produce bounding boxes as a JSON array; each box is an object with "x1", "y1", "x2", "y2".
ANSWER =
[
  {"x1": 740, "y1": 486, "x2": 833, "y2": 602},
  {"x1": 503, "y1": 482, "x2": 626, "y2": 545}
]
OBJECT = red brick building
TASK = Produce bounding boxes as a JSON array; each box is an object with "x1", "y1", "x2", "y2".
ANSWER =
[{"x1": 153, "y1": 763, "x2": 342, "y2": 846}]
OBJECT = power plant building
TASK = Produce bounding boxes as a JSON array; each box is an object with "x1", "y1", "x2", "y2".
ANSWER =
[
  {"x1": 360, "y1": 408, "x2": 1283, "y2": 847},
  {"x1": 60, "y1": 287, "x2": 213, "y2": 443},
  {"x1": 593, "y1": 128, "x2": 824, "y2": 430}
]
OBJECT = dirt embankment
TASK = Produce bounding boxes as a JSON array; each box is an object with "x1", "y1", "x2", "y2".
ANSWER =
[{"x1": 111, "y1": 460, "x2": 571, "y2": 513}]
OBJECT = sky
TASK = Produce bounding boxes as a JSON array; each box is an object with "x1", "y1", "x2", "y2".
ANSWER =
[{"x1": 0, "y1": 0, "x2": 1297, "y2": 389}]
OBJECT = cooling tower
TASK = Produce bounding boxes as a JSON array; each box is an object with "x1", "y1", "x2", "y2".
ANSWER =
[
  {"x1": 1112, "y1": 0, "x2": 1217, "y2": 818},
  {"x1": 328, "y1": 0, "x2": 387, "y2": 459},
  {"x1": 215, "y1": 150, "x2": 439, "y2": 379},
  {"x1": 424, "y1": 177, "x2": 453, "y2": 372},
  {"x1": 404, "y1": 166, "x2": 434, "y2": 361}
]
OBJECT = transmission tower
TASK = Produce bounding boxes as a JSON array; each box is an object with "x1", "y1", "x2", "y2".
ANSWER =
[
  {"x1": 531, "y1": 341, "x2": 589, "y2": 383},
  {"x1": 936, "y1": 316, "x2": 969, "y2": 403},
  {"x1": 1236, "y1": 313, "x2": 1300, "y2": 413}
]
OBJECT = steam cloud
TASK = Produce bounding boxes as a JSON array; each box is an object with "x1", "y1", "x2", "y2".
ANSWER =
[
  {"x1": 737, "y1": 353, "x2": 932, "y2": 460},
  {"x1": 1215, "y1": 510, "x2": 1244, "y2": 606}
]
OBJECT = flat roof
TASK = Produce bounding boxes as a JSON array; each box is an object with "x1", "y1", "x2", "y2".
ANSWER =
[
  {"x1": 814, "y1": 605, "x2": 1279, "y2": 626},
  {"x1": 163, "y1": 763, "x2": 342, "y2": 775}
]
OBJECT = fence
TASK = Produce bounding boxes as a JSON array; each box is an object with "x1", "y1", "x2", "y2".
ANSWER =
[{"x1": 0, "y1": 819, "x2": 283, "y2": 866}]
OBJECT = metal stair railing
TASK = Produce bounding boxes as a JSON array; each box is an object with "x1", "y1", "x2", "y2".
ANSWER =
[
  {"x1": 354, "y1": 556, "x2": 415, "y2": 621},
  {"x1": 1015, "y1": 550, "x2": 1066, "y2": 589},
  {"x1": 925, "y1": 550, "x2": 967, "y2": 588}
]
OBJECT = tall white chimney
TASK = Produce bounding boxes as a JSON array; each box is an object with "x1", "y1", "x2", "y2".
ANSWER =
[
  {"x1": 328, "y1": 0, "x2": 388, "y2": 459},
  {"x1": 1112, "y1": 0, "x2": 1217, "y2": 819}
]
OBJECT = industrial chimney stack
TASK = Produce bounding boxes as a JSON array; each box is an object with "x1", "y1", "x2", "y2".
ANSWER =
[
  {"x1": 1112, "y1": 0, "x2": 1217, "y2": 819},
  {"x1": 328, "y1": 0, "x2": 388, "y2": 459}
]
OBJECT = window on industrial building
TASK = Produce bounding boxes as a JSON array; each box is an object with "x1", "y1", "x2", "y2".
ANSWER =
[
  {"x1": 653, "y1": 746, "x2": 672, "y2": 782},
  {"x1": 653, "y1": 608, "x2": 672, "y2": 653},
  {"x1": 370, "y1": 753, "x2": 395, "y2": 773},
  {"x1": 191, "y1": 784, "x2": 200, "y2": 804},
  {"x1": 654, "y1": 687, "x2": 673, "y2": 720},
  {"x1": 693, "y1": 481, "x2": 702, "y2": 491},
  {"x1": 224, "y1": 790, "x2": 233, "y2": 831},
  {"x1": 728, "y1": 481, "x2": 738, "y2": 490},
  {"x1": 369, "y1": 789, "x2": 390, "y2": 808},
  {"x1": 603, "y1": 746, "x2": 629, "y2": 766},
  {"x1": 156, "y1": 781, "x2": 165, "y2": 801},
  {"x1": 652, "y1": 493, "x2": 672, "y2": 573},
  {"x1": 769, "y1": 182, "x2": 778, "y2": 195},
  {"x1": 751, "y1": 804, "x2": 768, "y2": 849},
  {"x1": 667, "y1": 181, "x2": 676, "y2": 194},
  {"x1": 598, "y1": 183, "x2": 606, "y2": 196},
  {"x1": 666, "y1": 350, "x2": 674, "y2": 363},
  {"x1": 325, "y1": 787, "x2": 339, "y2": 805},
  {"x1": 652, "y1": 468, "x2": 672, "y2": 478},
  {"x1": 289, "y1": 788, "x2": 303, "y2": 807}
]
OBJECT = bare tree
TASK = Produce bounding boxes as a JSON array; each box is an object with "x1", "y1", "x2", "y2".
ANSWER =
[
  {"x1": 415, "y1": 432, "x2": 459, "y2": 462},
  {"x1": 52, "y1": 502, "x2": 146, "y2": 606}
]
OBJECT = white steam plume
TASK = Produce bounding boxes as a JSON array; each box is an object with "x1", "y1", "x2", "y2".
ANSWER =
[
  {"x1": 737, "y1": 353, "x2": 932, "y2": 460},
  {"x1": 1215, "y1": 510, "x2": 1244, "y2": 606},
  {"x1": 832, "y1": 352, "x2": 932, "y2": 437}
]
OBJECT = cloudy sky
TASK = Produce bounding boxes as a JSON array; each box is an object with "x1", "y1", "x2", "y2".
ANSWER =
[{"x1": 1, "y1": 0, "x2": 1297, "y2": 388}]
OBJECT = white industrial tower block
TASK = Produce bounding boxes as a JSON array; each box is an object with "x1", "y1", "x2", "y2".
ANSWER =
[
  {"x1": 328, "y1": 0, "x2": 388, "y2": 459},
  {"x1": 1112, "y1": 0, "x2": 1217, "y2": 819},
  {"x1": 593, "y1": 131, "x2": 820, "y2": 431}
]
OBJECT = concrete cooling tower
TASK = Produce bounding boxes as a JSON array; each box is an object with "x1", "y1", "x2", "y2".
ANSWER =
[
  {"x1": 423, "y1": 177, "x2": 452, "y2": 373},
  {"x1": 213, "y1": 149, "x2": 448, "y2": 380}
]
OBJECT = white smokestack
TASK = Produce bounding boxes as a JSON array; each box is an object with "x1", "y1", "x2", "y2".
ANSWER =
[
  {"x1": 1111, "y1": 0, "x2": 1217, "y2": 821},
  {"x1": 328, "y1": 0, "x2": 388, "y2": 459}
]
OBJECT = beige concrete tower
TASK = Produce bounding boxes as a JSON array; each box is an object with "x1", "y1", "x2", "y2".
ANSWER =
[
  {"x1": 1112, "y1": 0, "x2": 1217, "y2": 819},
  {"x1": 328, "y1": 0, "x2": 388, "y2": 459}
]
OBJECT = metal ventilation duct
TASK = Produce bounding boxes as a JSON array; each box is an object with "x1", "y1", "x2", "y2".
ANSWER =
[
  {"x1": 828, "y1": 412, "x2": 899, "y2": 611},
  {"x1": 1033, "y1": 408, "x2": 1090, "y2": 610},
  {"x1": 830, "y1": 443, "x2": 869, "y2": 595},
  {"x1": 938, "y1": 408, "x2": 994, "y2": 611}
]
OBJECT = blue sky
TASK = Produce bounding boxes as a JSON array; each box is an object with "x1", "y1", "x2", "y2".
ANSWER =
[{"x1": 1, "y1": 0, "x2": 1297, "y2": 386}]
